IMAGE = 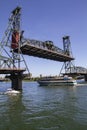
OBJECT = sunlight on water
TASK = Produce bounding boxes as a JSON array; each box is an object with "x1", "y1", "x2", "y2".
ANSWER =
[{"x1": 0, "y1": 81, "x2": 87, "y2": 130}]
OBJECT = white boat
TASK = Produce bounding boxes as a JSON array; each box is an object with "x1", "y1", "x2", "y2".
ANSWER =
[{"x1": 38, "y1": 76, "x2": 77, "y2": 86}]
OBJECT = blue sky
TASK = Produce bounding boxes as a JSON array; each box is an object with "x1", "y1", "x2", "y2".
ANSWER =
[{"x1": 0, "y1": 0, "x2": 87, "y2": 77}]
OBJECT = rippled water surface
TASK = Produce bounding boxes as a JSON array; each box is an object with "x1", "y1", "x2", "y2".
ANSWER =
[{"x1": 0, "y1": 81, "x2": 87, "y2": 130}]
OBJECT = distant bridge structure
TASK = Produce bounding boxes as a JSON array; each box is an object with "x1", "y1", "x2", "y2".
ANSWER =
[
  {"x1": 68, "y1": 66, "x2": 87, "y2": 74},
  {"x1": 62, "y1": 66, "x2": 87, "y2": 79}
]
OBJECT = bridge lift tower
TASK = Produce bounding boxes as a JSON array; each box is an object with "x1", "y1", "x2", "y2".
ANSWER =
[
  {"x1": 59, "y1": 36, "x2": 75, "y2": 75},
  {"x1": 0, "y1": 7, "x2": 30, "y2": 90}
]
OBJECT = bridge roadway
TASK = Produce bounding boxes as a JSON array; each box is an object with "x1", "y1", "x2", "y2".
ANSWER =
[
  {"x1": 0, "y1": 68, "x2": 25, "y2": 74},
  {"x1": 14, "y1": 39, "x2": 74, "y2": 62}
]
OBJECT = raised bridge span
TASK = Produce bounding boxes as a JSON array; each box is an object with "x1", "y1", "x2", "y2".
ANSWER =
[{"x1": 15, "y1": 38, "x2": 74, "y2": 62}]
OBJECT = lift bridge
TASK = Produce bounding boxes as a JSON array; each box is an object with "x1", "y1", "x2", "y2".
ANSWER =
[{"x1": 0, "y1": 7, "x2": 86, "y2": 90}]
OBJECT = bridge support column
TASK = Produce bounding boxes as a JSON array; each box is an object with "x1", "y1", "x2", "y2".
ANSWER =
[
  {"x1": 10, "y1": 73, "x2": 24, "y2": 90},
  {"x1": 84, "y1": 75, "x2": 87, "y2": 82}
]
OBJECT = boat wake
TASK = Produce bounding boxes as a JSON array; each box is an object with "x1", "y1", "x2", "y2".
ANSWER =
[
  {"x1": 76, "y1": 83, "x2": 87, "y2": 87},
  {"x1": 4, "y1": 88, "x2": 20, "y2": 96}
]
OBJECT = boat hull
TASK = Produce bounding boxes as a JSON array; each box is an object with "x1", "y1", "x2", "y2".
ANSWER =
[{"x1": 38, "y1": 80, "x2": 77, "y2": 86}]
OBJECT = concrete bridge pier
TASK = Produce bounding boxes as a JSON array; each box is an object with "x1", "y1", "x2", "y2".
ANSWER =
[
  {"x1": 84, "y1": 74, "x2": 87, "y2": 82},
  {"x1": 9, "y1": 73, "x2": 24, "y2": 90}
]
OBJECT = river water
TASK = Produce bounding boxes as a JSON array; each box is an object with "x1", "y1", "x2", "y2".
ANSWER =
[{"x1": 0, "y1": 81, "x2": 87, "y2": 130}]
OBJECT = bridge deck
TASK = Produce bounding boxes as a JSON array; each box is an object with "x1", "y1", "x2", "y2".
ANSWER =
[
  {"x1": 0, "y1": 68, "x2": 25, "y2": 74},
  {"x1": 15, "y1": 42, "x2": 74, "y2": 62}
]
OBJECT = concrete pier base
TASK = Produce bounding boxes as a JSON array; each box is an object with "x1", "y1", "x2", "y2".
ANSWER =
[
  {"x1": 9, "y1": 73, "x2": 24, "y2": 90},
  {"x1": 84, "y1": 75, "x2": 87, "y2": 82},
  {"x1": 0, "y1": 68, "x2": 26, "y2": 90}
]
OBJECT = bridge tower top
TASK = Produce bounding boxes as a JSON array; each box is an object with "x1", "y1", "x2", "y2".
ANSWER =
[
  {"x1": 11, "y1": 6, "x2": 21, "y2": 31},
  {"x1": 63, "y1": 36, "x2": 73, "y2": 57}
]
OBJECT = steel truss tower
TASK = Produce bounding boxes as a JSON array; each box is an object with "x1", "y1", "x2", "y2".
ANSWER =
[
  {"x1": 59, "y1": 36, "x2": 75, "y2": 75},
  {"x1": 0, "y1": 7, "x2": 29, "y2": 73}
]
